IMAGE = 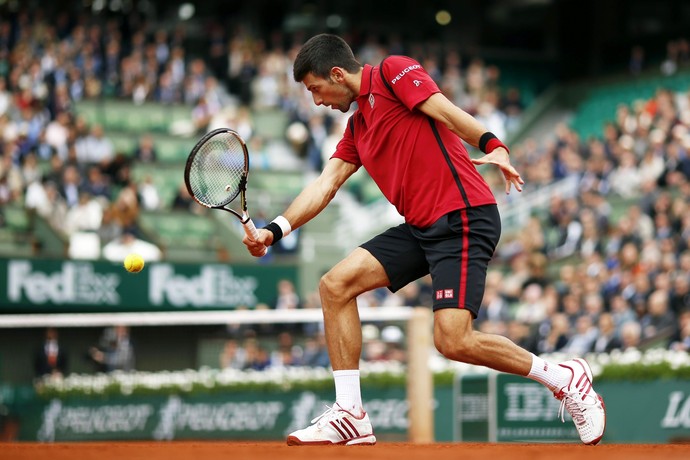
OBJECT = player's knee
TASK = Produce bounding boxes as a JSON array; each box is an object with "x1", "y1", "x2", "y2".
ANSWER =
[
  {"x1": 434, "y1": 334, "x2": 475, "y2": 362},
  {"x1": 318, "y1": 271, "x2": 347, "y2": 305}
]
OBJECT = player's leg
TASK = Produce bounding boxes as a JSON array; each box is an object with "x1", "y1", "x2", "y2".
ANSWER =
[
  {"x1": 425, "y1": 205, "x2": 606, "y2": 445},
  {"x1": 287, "y1": 247, "x2": 387, "y2": 446},
  {"x1": 318, "y1": 247, "x2": 390, "y2": 371},
  {"x1": 434, "y1": 310, "x2": 573, "y2": 392},
  {"x1": 322, "y1": 223, "x2": 428, "y2": 412},
  {"x1": 433, "y1": 308, "x2": 534, "y2": 373},
  {"x1": 433, "y1": 309, "x2": 606, "y2": 444},
  {"x1": 287, "y1": 225, "x2": 427, "y2": 446}
]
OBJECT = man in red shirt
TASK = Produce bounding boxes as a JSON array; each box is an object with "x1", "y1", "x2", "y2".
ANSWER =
[{"x1": 243, "y1": 34, "x2": 606, "y2": 446}]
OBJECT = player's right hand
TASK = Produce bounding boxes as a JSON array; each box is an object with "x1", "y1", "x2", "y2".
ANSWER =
[{"x1": 243, "y1": 229, "x2": 271, "y2": 257}]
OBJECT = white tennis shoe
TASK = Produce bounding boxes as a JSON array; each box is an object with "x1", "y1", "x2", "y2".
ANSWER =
[
  {"x1": 555, "y1": 358, "x2": 606, "y2": 445},
  {"x1": 286, "y1": 403, "x2": 377, "y2": 446}
]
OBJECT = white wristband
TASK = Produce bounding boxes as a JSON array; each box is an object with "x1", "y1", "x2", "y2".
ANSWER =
[{"x1": 272, "y1": 215, "x2": 292, "y2": 237}]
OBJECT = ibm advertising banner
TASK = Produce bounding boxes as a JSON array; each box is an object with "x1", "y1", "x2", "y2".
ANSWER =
[
  {"x1": 455, "y1": 373, "x2": 690, "y2": 443},
  {"x1": 0, "y1": 258, "x2": 298, "y2": 313}
]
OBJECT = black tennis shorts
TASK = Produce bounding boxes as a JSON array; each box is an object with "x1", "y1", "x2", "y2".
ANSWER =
[{"x1": 360, "y1": 205, "x2": 501, "y2": 317}]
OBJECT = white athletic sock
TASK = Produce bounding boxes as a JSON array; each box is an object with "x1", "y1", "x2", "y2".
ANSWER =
[
  {"x1": 526, "y1": 354, "x2": 570, "y2": 392},
  {"x1": 333, "y1": 369, "x2": 363, "y2": 416}
]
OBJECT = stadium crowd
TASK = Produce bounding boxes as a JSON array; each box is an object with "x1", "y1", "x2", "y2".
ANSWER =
[{"x1": 1, "y1": 7, "x2": 689, "y2": 375}]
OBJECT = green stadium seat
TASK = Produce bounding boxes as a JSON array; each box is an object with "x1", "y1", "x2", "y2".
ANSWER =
[
  {"x1": 252, "y1": 109, "x2": 289, "y2": 140},
  {"x1": 247, "y1": 170, "x2": 304, "y2": 197},
  {"x1": 138, "y1": 211, "x2": 220, "y2": 253},
  {"x1": 0, "y1": 205, "x2": 35, "y2": 254},
  {"x1": 154, "y1": 136, "x2": 196, "y2": 162},
  {"x1": 0, "y1": 228, "x2": 15, "y2": 242},
  {"x1": 108, "y1": 131, "x2": 138, "y2": 155},
  {"x1": 3, "y1": 206, "x2": 30, "y2": 233},
  {"x1": 131, "y1": 164, "x2": 185, "y2": 208},
  {"x1": 74, "y1": 100, "x2": 192, "y2": 135}
]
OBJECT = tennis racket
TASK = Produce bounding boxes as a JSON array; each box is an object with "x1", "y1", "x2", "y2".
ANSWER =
[{"x1": 184, "y1": 128, "x2": 266, "y2": 254}]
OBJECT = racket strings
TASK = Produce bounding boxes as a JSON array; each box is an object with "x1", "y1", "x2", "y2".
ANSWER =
[{"x1": 188, "y1": 135, "x2": 246, "y2": 207}]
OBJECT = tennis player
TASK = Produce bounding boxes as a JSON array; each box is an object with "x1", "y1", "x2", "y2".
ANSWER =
[{"x1": 243, "y1": 34, "x2": 606, "y2": 446}]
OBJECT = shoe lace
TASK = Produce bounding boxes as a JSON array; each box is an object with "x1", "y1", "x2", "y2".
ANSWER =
[
  {"x1": 311, "y1": 405, "x2": 341, "y2": 428},
  {"x1": 557, "y1": 389, "x2": 596, "y2": 424}
]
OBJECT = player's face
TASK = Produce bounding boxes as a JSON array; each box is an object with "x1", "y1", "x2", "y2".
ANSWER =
[{"x1": 302, "y1": 72, "x2": 354, "y2": 113}]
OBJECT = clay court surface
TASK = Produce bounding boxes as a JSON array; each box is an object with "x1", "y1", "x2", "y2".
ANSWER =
[{"x1": 3, "y1": 442, "x2": 690, "y2": 460}]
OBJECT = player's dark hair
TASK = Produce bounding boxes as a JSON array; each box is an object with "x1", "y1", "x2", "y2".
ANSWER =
[{"x1": 293, "y1": 34, "x2": 361, "y2": 82}]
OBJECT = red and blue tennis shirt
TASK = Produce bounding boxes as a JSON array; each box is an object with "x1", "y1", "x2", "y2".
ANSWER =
[{"x1": 331, "y1": 55, "x2": 496, "y2": 228}]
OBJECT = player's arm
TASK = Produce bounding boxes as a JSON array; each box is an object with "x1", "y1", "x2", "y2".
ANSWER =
[
  {"x1": 242, "y1": 158, "x2": 358, "y2": 256},
  {"x1": 417, "y1": 92, "x2": 524, "y2": 194}
]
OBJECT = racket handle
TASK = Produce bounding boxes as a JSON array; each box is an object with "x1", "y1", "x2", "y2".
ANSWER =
[{"x1": 243, "y1": 218, "x2": 268, "y2": 256}]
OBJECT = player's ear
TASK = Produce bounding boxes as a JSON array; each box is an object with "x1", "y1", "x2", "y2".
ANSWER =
[{"x1": 330, "y1": 67, "x2": 345, "y2": 83}]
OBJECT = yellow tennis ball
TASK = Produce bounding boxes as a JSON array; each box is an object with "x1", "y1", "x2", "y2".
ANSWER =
[{"x1": 123, "y1": 253, "x2": 145, "y2": 273}]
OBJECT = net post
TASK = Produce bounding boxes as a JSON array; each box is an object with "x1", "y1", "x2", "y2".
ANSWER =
[{"x1": 406, "y1": 306, "x2": 434, "y2": 443}]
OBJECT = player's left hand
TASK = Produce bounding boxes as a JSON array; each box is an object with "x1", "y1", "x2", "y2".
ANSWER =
[{"x1": 471, "y1": 148, "x2": 524, "y2": 194}]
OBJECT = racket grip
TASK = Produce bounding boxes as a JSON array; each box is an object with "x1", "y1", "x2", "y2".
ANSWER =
[{"x1": 243, "y1": 218, "x2": 268, "y2": 256}]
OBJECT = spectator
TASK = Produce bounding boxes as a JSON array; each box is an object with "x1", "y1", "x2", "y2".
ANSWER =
[
  {"x1": 171, "y1": 182, "x2": 198, "y2": 213},
  {"x1": 609, "y1": 294, "x2": 638, "y2": 337},
  {"x1": 513, "y1": 283, "x2": 548, "y2": 325},
  {"x1": 582, "y1": 292, "x2": 605, "y2": 322},
  {"x1": 219, "y1": 338, "x2": 246, "y2": 370},
  {"x1": 640, "y1": 289, "x2": 677, "y2": 343},
  {"x1": 88, "y1": 325, "x2": 135, "y2": 373},
  {"x1": 506, "y1": 320, "x2": 537, "y2": 354},
  {"x1": 0, "y1": 151, "x2": 23, "y2": 203},
  {"x1": 302, "y1": 332, "x2": 330, "y2": 368},
  {"x1": 102, "y1": 230, "x2": 162, "y2": 262},
  {"x1": 97, "y1": 204, "x2": 123, "y2": 245},
  {"x1": 274, "y1": 279, "x2": 300, "y2": 310},
  {"x1": 138, "y1": 175, "x2": 161, "y2": 211},
  {"x1": 536, "y1": 312, "x2": 570, "y2": 355},
  {"x1": 132, "y1": 134, "x2": 158, "y2": 163},
  {"x1": 81, "y1": 165, "x2": 112, "y2": 202},
  {"x1": 20, "y1": 152, "x2": 42, "y2": 186},
  {"x1": 620, "y1": 321, "x2": 642, "y2": 350},
  {"x1": 191, "y1": 95, "x2": 214, "y2": 134},
  {"x1": 591, "y1": 313, "x2": 623, "y2": 353},
  {"x1": 670, "y1": 274, "x2": 690, "y2": 315},
  {"x1": 669, "y1": 309, "x2": 690, "y2": 352},
  {"x1": 380, "y1": 325, "x2": 406, "y2": 362},
  {"x1": 362, "y1": 326, "x2": 387, "y2": 362},
  {"x1": 75, "y1": 123, "x2": 114, "y2": 167},
  {"x1": 25, "y1": 179, "x2": 68, "y2": 234},
  {"x1": 629, "y1": 45, "x2": 645, "y2": 75},
  {"x1": 34, "y1": 327, "x2": 68, "y2": 378},
  {"x1": 562, "y1": 314, "x2": 599, "y2": 356},
  {"x1": 57, "y1": 164, "x2": 81, "y2": 208},
  {"x1": 64, "y1": 191, "x2": 103, "y2": 235},
  {"x1": 270, "y1": 331, "x2": 303, "y2": 367},
  {"x1": 242, "y1": 337, "x2": 270, "y2": 371},
  {"x1": 0, "y1": 76, "x2": 10, "y2": 116},
  {"x1": 97, "y1": 184, "x2": 140, "y2": 239},
  {"x1": 43, "y1": 111, "x2": 71, "y2": 159}
]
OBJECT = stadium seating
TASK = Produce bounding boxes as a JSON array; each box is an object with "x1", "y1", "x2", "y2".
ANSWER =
[
  {"x1": 570, "y1": 70, "x2": 690, "y2": 139},
  {"x1": 138, "y1": 210, "x2": 223, "y2": 261},
  {"x1": 0, "y1": 205, "x2": 34, "y2": 258},
  {"x1": 108, "y1": 131, "x2": 197, "y2": 162},
  {"x1": 74, "y1": 100, "x2": 192, "y2": 134}
]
